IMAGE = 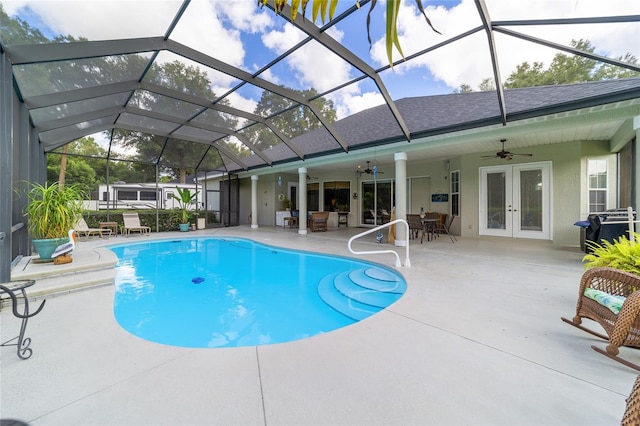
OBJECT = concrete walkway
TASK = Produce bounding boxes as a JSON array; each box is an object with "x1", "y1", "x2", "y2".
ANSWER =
[{"x1": 1, "y1": 226, "x2": 637, "y2": 425}]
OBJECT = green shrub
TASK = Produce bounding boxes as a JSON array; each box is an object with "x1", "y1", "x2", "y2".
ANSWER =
[
  {"x1": 583, "y1": 232, "x2": 640, "y2": 275},
  {"x1": 83, "y1": 210, "x2": 183, "y2": 233}
]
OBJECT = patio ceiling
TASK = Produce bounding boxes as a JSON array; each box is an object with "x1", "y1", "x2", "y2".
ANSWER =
[{"x1": 1, "y1": 0, "x2": 639, "y2": 175}]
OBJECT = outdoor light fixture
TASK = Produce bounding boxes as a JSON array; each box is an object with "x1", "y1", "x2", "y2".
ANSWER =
[{"x1": 353, "y1": 192, "x2": 358, "y2": 199}]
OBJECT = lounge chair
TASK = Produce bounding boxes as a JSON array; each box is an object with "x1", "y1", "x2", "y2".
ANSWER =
[
  {"x1": 74, "y1": 216, "x2": 111, "y2": 240},
  {"x1": 309, "y1": 211, "x2": 329, "y2": 232},
  {"x1": 562, "y1": 267, "x2": 640, "y2": 371},
  {"x1": 122, "y1": 212, "x2": 151, "y2": 237}
]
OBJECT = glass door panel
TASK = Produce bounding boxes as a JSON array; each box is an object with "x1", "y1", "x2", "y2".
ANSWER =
[
  {"x1": 361, "y1": 180, "x2": 394, "y2": 226},
  {"x1": 518, "y1": 169, "x2": 542, "y2": 231},
  {"x1": 487, "y1": 171, "x2": 507, "y2": 230},
  {"x1": 480, "y1": 167, "x2": 512, "y2": 237},
  {"x1": 513, "y1": 163, "x2": 550, "y2": 239}
]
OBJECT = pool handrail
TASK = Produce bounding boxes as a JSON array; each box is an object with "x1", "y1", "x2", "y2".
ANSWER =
[{"x1": 347, "y1": 219, "x2": 411, "y2": 267}]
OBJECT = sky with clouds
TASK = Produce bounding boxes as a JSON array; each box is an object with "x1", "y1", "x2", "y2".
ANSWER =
[{"x1": 3, "y1": 0, "x2": 639, "y2": 123}]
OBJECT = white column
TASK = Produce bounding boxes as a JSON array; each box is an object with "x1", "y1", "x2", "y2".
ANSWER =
[
  {"x1": 251, "y1": 175, "x2": 258, "y2": 229},
  {"x1": 634, "y1": 116, "x2": 640, "y2": 216},
  {"x1": 394, "y1": 152, "x2": 408, "y2": 247},
  {"x1": 298, "y1": 167, "x2": 308, "y2": 235}
]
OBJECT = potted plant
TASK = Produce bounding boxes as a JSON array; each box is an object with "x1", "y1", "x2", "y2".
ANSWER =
[
  {"x1": 169, "y1": 187, "x2": 199, "y2": 232},
  {"x1": 583, "y1": 232, "x2": 640, "y2": 275},
  {"x1": 278, "y1": 193, "x2": 291, "y2": 210},
  {"x1": 21, "y1": 181, "x2": 86, "y2": 260}
]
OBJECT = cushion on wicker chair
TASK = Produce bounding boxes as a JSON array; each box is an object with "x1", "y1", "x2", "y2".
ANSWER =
[{"x1": 584, "y1": 287, "x2": 626, "y2": 315}]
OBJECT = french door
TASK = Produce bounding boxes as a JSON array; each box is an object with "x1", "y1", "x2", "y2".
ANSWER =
[{"x1": 479, "y1": 162, "x2": 551, "y2": 239}]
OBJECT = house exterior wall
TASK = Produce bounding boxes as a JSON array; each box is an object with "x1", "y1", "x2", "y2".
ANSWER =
[{"x1": 225, "y1": 136, "x2": 636, "y2": 247}]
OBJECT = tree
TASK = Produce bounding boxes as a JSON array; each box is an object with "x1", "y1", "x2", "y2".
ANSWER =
[
  {"x1": 112, "y1": 61, "x2": 238, "y2": 182},
  {"x1": 0, "y1": 4, "x2": 49, "y2": 44},
  {"x1": 505, "y1": 39, "x2": 639, "y2": 88},
  {"x1": 454, "y1": 78, "x2": 496, "y2": 93},
  {"x1": 477, "y1": 78, "x2": 495, "y2": 92},
  {"x1": 47, "y1": 137, "x2": 107, "y2": 194},
  {"x1": 453, "y1": 84, "x2": 473, "y2": 94},
  {"x1": 457, "y1": 39, "x2": 639, "y2": 92},
  {"x1": 244, "y1": 87, "x2": 337, "y2": 151},
  {"x1": 47, "y1": 156, "x2": 96, "y2": 195}
]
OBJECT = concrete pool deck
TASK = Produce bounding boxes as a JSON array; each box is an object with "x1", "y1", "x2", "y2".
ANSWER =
[{"x1": 1, "y1": 225, "x2": 637, "y2": 425}]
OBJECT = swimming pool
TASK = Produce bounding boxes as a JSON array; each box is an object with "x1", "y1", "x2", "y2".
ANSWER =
[{"x1": 109, "y1": 237, "x2": 406, "y2": 348}]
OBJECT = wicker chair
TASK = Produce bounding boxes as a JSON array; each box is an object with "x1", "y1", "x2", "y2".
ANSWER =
[
  {"x1": 309, "y1": 211, "x2": 329, "y2": 232},
  {"x1": 622, "y1": 375, "x2": 640, "y2": 425},
  {"x1": 562, "y1": 267, "x2": 640, "y2": 371}
]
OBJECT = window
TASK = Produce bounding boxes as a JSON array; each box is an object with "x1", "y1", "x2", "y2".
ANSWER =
[
  {"x1": 117, "y1": 190, "x2": 137, "y2": 201},
  {"x1": 323, "y1": 181, "x2": 350, "y2": 211},
  {"x1": 140, "y1": 191, "x2": 157, "y2": 201},
  {"x1": 588, "y1": 159, "x2": 607, "y2": 213},
  {"x1": 450, "y1": 170, "x2": 460, "y2": 216}
]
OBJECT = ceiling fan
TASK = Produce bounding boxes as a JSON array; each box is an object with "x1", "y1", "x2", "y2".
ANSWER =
[
  {"x1": 357, "y1": 161, "x2": 384, "y2": 176},
  {"x1": 483, "y1": 139, "x2": 533, "y2": 160}
]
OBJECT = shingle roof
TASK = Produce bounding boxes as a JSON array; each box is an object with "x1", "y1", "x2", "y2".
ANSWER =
[{"x1": 248, "y1": 77, "x2": 640, "y2": 170}]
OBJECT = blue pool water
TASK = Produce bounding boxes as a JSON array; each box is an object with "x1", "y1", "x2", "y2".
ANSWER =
[{"x1": 109, "y1": 238, "x2": 406, "y2": 348}]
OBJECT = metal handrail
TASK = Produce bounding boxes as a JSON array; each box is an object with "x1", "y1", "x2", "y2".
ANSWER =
[{"x1": 347, "y1": 219, "x2": 411, "y2": 267}]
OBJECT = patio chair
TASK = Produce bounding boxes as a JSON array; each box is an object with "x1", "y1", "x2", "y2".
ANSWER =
[
  {"x1": 561, "y1": 267, "x2": 640, "y2": 372},
  {"x1": 421, "y1": 212, "x2": 439, "y2": 243},
  {"x1": 121, "y1": 212, "x2": 151, "y2": 237},
  {"x1": 309, "y1": 211, "x2": 329, "y2": 232},
  {"x1": 406, "y1": 214, "x2": 422, "y2": 239},
  {"x1": 74, "y1": 216, "x2": 111, "y2": 240},
  {"x1": 622, "y1": 374, "x2": 640, "y2": 425},
  {"x1": 284, "y1": 210, "x2": 299, "y2": 229},
  {"x1": 440, "y1": 214, "x2": 458, "y2": 243}
]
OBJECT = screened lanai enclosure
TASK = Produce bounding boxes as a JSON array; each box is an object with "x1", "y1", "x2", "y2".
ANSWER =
[{"x1": 2, "y1": 0, "x2": 640, "y2": 281}]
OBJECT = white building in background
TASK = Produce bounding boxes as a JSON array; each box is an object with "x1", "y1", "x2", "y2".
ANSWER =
[{"x1": 88, "y1": 182, "x2": 200, "y2": 211}]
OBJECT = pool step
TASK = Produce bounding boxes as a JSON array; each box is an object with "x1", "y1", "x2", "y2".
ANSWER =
[
  {"x1": 7, "y1": 247, "x2": 118, "y2": 302},
  {"x1": 317, "y1": 267, "x2": 405, "y2": 321}
]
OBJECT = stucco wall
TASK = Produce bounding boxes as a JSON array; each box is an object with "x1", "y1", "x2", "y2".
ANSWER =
[
  {"x1": 455, "y1": 141, "x2": 614, "y2": 246},
  {"x1": 234, "y1": 139, "x2": 622, "y2": 245}
]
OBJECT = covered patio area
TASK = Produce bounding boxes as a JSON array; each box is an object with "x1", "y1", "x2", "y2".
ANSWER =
[{"x1": 1, "y1": 226, "x2": 636, "y2": 424}]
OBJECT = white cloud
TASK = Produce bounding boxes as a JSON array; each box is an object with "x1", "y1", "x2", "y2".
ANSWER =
[
  {"x1": 334, "y1": 91, "x2": 385, "y2": 119},
  {"x1": 262, "y1": 22, "x2": 307, "y2": 54},
  {"x1": 171, "y1": 1, "x2": 246, "y2": 68},
  {"x1": 4, "y1": 0, "x2": 183, "y2": 40},
  {"x1": 262, "y1": 24, "x2": 360, "y2": 117},
  {"x1": 256, "y1": 68, "x2": 281, "y2": 85},
  {"x1": 225, "y1": 91, "x2": 258, "y2": 116},
  {"x1": 369, "y1": 0, "x2": 640, "y2": 90},
  {"x1": 215, "y1": 0, "x2": 273, "y2": 33}
]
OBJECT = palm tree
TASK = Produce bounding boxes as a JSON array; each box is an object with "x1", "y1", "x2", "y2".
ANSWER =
[{"x1": 259, "y1": 0, "x2": 440, "y2": 66}]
